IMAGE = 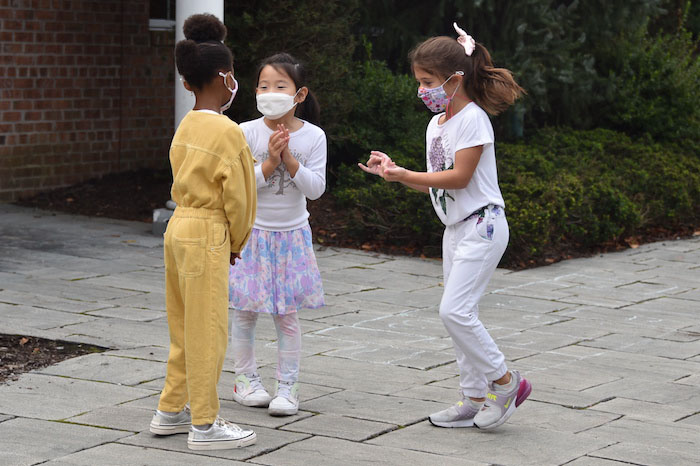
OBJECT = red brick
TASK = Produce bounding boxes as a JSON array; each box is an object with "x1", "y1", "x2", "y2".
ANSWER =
[{"x1": 2, "y1": 111, "x2": 21, "y2": 122}]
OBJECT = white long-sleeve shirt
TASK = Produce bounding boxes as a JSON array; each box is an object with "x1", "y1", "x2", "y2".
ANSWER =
[{"x1": 240, "y1": 117, "x2": 327, "y2": 231}]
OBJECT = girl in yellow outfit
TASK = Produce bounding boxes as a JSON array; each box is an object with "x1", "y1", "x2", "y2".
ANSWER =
[{"x1": 149, "y1": 14, "x2": 257, "y2": 451}]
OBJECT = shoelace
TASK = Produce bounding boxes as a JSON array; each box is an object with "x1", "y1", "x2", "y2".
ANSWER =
[
  {"x1": 249, "y1": 376, "x2": 266, "y2": 392},
  {"x1": 214, "y1": 417, "x2": 243, "y2": 432},
  {"x1": 277, "y1": 382, "x2": 294, "y2": 399}
]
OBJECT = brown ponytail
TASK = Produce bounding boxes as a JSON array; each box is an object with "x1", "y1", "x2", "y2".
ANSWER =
[{"x1": 409, "y1": 36, "x2": 524, "y2": 115}]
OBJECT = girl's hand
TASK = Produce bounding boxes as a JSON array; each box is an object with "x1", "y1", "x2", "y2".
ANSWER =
[
  {"x1": 267, "y1": 128, "x2": 289, "y2": 166},
  {"x1": 358, "y1": 151, "x2": 395, "y2": 177},
  {"x1": 278, "y1": 124, "x2": 300, "y2": 176},
  {"x1": 230, "y1": 252, "x2": 241, "y2": 266}
]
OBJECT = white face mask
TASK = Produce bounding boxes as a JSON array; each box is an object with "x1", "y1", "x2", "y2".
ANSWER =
[
  {"x1": 218, "y1": 71, "x2": 238, "y2": 113},
  {"x1": 256, "y1": 90, "x2": 300, "y2": 120}
]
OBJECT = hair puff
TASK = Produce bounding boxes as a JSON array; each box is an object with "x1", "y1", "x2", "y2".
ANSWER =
[{"x1": 183, "y1": 13, "x2": 227, "y2": 43}]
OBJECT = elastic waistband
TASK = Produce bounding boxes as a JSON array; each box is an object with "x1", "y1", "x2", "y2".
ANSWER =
[{"x1": 172, "y1": 206, "x2": 227, "y2": 221}]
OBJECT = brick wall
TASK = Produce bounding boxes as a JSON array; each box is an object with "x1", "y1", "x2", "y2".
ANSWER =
[{"x1": 0, "y1": 0, "x2": 175, "y2": 202}]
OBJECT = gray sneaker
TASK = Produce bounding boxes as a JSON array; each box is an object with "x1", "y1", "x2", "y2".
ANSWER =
[
  {"x1": 187, "y1": 417, "x2": 256, "y2": 450},
  {"x1": 429, "y1": 397, "x2": 480, "y2": 428},
  {"x1": 149, "y1": 407, "x2": 191, "y2": 435},
  {"x1": 474, "y1": 370, "x2": 531, "y2": 430}
]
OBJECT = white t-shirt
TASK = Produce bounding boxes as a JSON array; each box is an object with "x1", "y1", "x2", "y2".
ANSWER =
[
  {"x1": 240, "y1": 117, "x2": 327, "y2": 231},
  {"x1": 425, "y1": 102, "x2": 505, "y2": 226}
]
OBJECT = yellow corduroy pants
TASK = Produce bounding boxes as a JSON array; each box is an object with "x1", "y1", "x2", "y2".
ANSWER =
[{"x1": 158, "y1": 207, "x2": 230, "y2": 425}]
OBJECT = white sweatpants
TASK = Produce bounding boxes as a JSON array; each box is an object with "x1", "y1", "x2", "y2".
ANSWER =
[
  {"x1": 439, "y1": 205, "x2": 509, "y2": 398},
  {"x1": 230, "y1": 309, "x2": 301, "y2": 383}
]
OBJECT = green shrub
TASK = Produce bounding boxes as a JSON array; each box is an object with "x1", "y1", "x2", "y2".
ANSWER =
[
  {"x1": 333, "y1": 126, "x2": 700, "y2": 267},
  {"x1": 604, "y1": 28, "x2": 700, "y2": 141}
]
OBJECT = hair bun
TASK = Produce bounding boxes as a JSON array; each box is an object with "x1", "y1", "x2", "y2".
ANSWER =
[{"x1": 182, "y1": 13, "x2": 227, "y2": 43}]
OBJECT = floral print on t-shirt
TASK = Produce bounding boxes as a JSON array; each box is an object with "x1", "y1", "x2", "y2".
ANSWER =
[{"x1": 428, "y1": 136, "x2": 454, "y2": 215}]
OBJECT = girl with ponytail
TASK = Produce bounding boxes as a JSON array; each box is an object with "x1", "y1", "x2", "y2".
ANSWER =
[
  {"x1": 359, "y1": 23, "x2": 530, "y2": 430},
  {"x1": 228, "y1": 53, "x2": 326, "y2": 417},
  {"x1": 150, "y1": 13, "x2": 257, "y2": 451}
]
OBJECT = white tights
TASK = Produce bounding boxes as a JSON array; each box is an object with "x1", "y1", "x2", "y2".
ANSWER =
[{"x1": 231, "y1": 309, "x2": 301, "y2": 383}]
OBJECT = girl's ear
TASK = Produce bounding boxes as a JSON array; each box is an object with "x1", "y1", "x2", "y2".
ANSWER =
[
  {"x1": 295, "y1": 86, "x2": 308, "y2": 103},
  {"x1": 183, "y1": 80, "x2": 192, "y2": 92}
]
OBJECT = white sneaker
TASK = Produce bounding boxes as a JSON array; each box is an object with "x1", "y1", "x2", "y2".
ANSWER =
[
  {"x1": 187, "y1": 417, "x2": 256, "y2": 450},
  {"x1": 429, "y1": 397, "x2": 481, "y2": 428},
  {"x1": 268, "y1": 381, "x2": 299, "y2": 416},
  {"x1": 232, "y1": 373, "x2": 272, "y2": 407},
  {"x1": 149, "y1": 406, "x2": 191, "y2": 435},
  {"x1": 474, "y1": 370, "x2": 532, "y2": 430}
]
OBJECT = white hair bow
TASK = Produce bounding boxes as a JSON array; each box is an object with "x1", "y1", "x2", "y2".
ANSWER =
[{"x1": 453, "y1": 22, "x2": 475, "y2": 56}]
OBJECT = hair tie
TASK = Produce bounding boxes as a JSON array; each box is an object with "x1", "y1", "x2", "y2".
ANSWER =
[{"x1": 453, "y1": 22, "x2": 475, "y2": 56}]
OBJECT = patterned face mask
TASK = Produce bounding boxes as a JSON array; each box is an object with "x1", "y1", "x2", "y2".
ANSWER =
[{"x1": 417, "y1": 71, "x2": 464, "y2": 113}]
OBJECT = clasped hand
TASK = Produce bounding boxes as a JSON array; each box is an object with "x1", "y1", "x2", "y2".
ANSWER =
[
  {"x1": 357, "y1": 151, "x2": 406, "y2": 182},
  {"x1": 267, "y1": 124, "x2": 291, "y2": 166}
]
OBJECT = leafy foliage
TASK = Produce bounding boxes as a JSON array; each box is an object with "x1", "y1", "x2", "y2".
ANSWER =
[
  {"x1": 602, "y1": 27, "x2": 700, "y2": 141},
  {"x1": 224, "y1": 0, "x2": 359, "y2": 137},
  {"x1": 336, "y1": 127, "x2": 700, "y2": 267}
]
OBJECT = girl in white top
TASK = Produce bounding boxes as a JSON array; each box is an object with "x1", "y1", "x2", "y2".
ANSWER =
[
  {"x1": 229, "y1": 53, "x2": 326, "y2": 416},
  {"x1": 360, "y1": 24, "x2": 531, "y2": 430}
]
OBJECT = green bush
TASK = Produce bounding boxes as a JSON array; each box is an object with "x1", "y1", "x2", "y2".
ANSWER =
[
  {"x1": 333, "y1": 126, "x2": 700, "y2": 267},
  {"x1": 331, "y1": 57, "x2": 443, "y2": 253},
  {"x1": 603, "y1": 28, "x2": 700, "y2": 141}
]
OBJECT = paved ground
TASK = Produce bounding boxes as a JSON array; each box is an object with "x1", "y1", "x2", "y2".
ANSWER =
[{"x1": 0, "y1": 203, "x2": 698, "y2": 465}]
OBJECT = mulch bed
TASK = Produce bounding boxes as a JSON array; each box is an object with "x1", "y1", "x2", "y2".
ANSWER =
[{"x1": 0, "y1": 334, "x2": 105, "y2": 384}]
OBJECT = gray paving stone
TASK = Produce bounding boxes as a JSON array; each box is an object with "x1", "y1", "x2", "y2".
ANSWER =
[
  {"x1": 506, "y1": 400, "x2": 620, "y2": 433},
  {"x1": 299, "y1": 355, "x2": 443, "y2": 395},
  {"x1": 67, "y1": 405, "x2": 153, "y2": 432},
  {"x1": 53, "y1": 316, "x2": 170, "y2": 348},
  {"x1": 367, "y1": 422, "x2": 613, "y2": 466},
  {"x1": 0, "y1": 417, "x2": 132, "y2": 465},
  {"x1": 280, "y1": 414, "x2": 395, "y2": 441},
  {"x1": 310, "y1": 325, "x2": 444, "y2": 350},
  {"x1": 85, "y1": 305, "x2": 165, "y2": 321},
  {"x1": 480, "y1": 293, "x2": 573, "y2": 314},
  {"x1": 0, "y1": 289, "x2": 114, "y2": 313},
  {"x1": 589, "y1": 397, "x2": 694, "y2": 423},
  {"x1": 300, "y1": 390, "x2": 444, "y2": 425},
  {"x1": 38, "y1": 353, "x2": 166, "y2": 386},
  {"x1": 564, "y1": 456, "x2": 640, "y2": 466},
  {"x1": 120, "y1": 425, "x2": 310, "y2": 461},
  {"x1": 107, "y1": 345, "x2": 171, "y2": 362},
  {"x1": 0, "y1": 302, "x2": 97, "y2": 330},
  {"x1": 1, "y1": 205, "x2": 698, "y2": 464},
  {"x1": 45, "y1": 443, "x2": 247, "y2": 465},
  {"x1": 324, "y1": 344, "x2": 455, "y2": 370},
  {"x1": 581, "y1": 417, "x2": 700, "y2": 465},
  {"x1": 254, "y1": 435, "x2": 485, "y2": 466},
  {"x1": 78, "y1": 270, "x2": 166, "y2": 294},
  {"x1": 368, "y1": 256, "x2": 444, "y2": 278},
  {"x1": 323, "y1": 268, "x2": 441, "y2": 292},
  {"x1": 105, "y1": 291, "x2": 167, "y2": 311},
  {"x1": 582, "y1": 378, "x2": 700, "y2": 404},
  {"x1": 0, "y1": 373, "x2": 155, "y2": 419},
  {"x1": 341, "y1": 287, "x2": 443, "y2": 308}
]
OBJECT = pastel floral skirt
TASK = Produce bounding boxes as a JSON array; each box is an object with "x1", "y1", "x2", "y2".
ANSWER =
[{"x1": 229, "y1": 226, "x2": 324, "y2": 315}]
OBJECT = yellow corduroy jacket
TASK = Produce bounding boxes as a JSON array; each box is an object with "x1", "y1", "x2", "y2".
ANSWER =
[{"x1": 169, "y1": 111, "x2": 257, "y2": 253}]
